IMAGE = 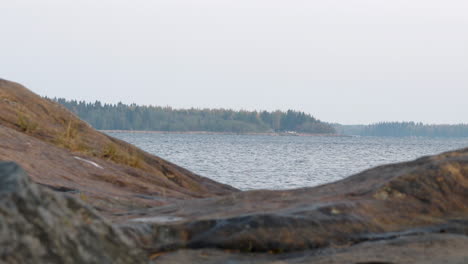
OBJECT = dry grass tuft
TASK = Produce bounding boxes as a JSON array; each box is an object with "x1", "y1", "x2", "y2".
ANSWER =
[
  {"x1": 55, "y1": 120, "x2": 89, "y2": 152},
  {"x1": 17, "y1": 112, "x2": 38, "y2": 134},
  {"x1": 101, "y1": 143, "x2": 143, "y2": 169}
]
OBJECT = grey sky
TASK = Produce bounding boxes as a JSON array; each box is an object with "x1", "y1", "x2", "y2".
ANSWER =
[{"x1": 1, "y1": 0, "x2": 467, "y2": 124}]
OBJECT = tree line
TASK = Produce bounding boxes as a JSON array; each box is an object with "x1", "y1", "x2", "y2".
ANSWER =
[
  {"x1": 335, "y1": 122, "x2": 468, "y2": 137},
  {"x1": 53, "y1": 98, "x2": 336, "y2": 134}
]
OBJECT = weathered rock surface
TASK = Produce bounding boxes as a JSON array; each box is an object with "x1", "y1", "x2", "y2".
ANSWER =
[
  {"x1": 0, "y1": 161, "x2": 146, "y2": 264},
  {"x1": 154, "y1": 233, "x2": 468, "y2": 264},
  {"x1": 122, "y1": 148, "x2": 468, "y2": 262},
  {"x1": 0, "y1": 78, "x2": 237, "y2": 216}
]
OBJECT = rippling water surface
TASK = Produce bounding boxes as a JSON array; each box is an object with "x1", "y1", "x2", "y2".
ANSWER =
[{"x1": 107, "y1": 132, "x2": 468, "y2": 190}]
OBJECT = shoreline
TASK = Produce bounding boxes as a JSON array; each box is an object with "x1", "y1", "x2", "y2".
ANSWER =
[{"x1": 101, "y1": 130, "x2": 350, "y2": 137}]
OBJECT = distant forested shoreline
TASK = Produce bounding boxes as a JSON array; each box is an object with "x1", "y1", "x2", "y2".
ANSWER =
[
  {"x1": 53, "y1": 98, "x2": 336, "y2": 134},
  {"x1": 53, "y1": 98, "x2": 468, "y2": 137},
  {"x1": 335, "y1": 122, "x2": 468, "y2": 137}
]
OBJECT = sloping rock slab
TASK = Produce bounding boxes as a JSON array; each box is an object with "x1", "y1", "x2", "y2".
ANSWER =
[
  {"x1": 0, "y1": 78, "x2": 237, "y2": 216},
  {"x1": 0, "y1": 161, "x2": 146, "y2": 264},
  {"x1": 122, "y1": 148, "x2": 468, "y2": 255}
]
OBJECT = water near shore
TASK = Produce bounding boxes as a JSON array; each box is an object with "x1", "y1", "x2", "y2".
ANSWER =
[{"x1": 108, "y1": 132, "x2": 468, "y2": 190}]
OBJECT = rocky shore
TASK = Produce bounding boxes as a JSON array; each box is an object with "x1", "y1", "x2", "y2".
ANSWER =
[
  {"x1": 126, "y1": 148, "x2": 468, "y2": 263},
  {"x1": 0, "y1": 79, "x2": 236, "y2": 217},
  {"x1": 0, "y1": 79, "x2": 467, "y2": 263}
]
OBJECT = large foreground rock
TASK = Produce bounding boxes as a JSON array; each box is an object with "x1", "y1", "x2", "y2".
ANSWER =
[
  {"x1": 122, "y1": 148, "x2": 468, "y2": 263},
  {"x1": 0, "y1": 161, "x2": 146, "y2": 264}
]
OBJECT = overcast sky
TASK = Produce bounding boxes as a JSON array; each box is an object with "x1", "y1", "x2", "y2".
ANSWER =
[{"x1": 1, "y1": 0, "x2": 467, "y2": 124}]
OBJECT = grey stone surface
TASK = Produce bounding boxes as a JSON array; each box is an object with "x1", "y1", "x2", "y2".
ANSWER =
[
  {"x1": 0, "y1": 161, "x2": 28, "y2": 194},
  {"x1": 0, "y1": 162, "x2": 146, "y2": 264}
]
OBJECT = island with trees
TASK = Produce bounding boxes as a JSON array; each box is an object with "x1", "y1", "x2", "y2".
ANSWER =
[
  {"x1": 53, "y1": 98, "x2": 336, "y2": 134},
  {"x1": 335, "y1": 122, "x2": 468, "y2": 137}
]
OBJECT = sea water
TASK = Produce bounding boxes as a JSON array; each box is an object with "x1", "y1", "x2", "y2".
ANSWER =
[{"x1": 108, "y1": 132, "x2": 468, "y2": 190}]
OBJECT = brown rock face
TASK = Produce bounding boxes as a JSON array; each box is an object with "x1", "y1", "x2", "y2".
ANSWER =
[
  {"x1": 122, "y1": 148, "x2": 468, "y2": 261},
  {"x1": 0, "y1": 79, "x2": 237, "y2": 216},
  {"x1": 153, "y1": 233, "x2": 468, "y2": 264}
]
